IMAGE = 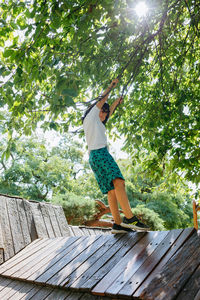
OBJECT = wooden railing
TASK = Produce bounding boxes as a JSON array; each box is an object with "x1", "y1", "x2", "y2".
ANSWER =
[{"x1": 193, "y1": 200, "x2": 200, "y2": 230}]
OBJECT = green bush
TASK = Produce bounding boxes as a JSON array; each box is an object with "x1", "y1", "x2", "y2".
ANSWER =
[
  {"x1": 146, "y1": 191, "x2": 193, "y2": 229},
  {"x1": 131, "y1": 205, "x2": 165, "y2": 231},
  {"x1": 52, "y1": 192, "x2": 97, "y2": 225}
]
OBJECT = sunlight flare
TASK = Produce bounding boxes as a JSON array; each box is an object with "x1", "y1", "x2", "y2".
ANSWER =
[{"x1": 135, "y1": 2, "x2": 148, "y2": 17}]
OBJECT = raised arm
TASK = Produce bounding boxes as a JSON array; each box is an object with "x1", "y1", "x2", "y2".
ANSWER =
[
  {"x1": 109, "y1": 97, "x2": 123, "y2": 118},
  {"x1": 96, "y1": 79, "x2": 119, "y2": 110}
]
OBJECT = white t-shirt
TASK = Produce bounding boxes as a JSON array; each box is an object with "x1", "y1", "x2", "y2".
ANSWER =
[{"x1": 83, "y1": 105, "x2": 107, "y2": 151}]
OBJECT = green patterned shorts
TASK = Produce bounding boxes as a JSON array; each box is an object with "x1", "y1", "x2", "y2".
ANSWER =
[{"x1": 89, "y1": 147, "x2": 125, "y2": 194}]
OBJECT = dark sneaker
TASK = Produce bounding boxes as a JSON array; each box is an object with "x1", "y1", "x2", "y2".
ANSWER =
[
  {"x1": 111, "y1": 223, "x2": 134, "y2": 234},
  {"x1": 121, "y1": 216, "x2": 150, "y2": 231}
]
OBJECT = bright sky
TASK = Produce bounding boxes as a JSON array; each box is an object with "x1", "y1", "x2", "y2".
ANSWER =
[{"x1": 37, "y1": 127, "x2": 128, "y2": 160}]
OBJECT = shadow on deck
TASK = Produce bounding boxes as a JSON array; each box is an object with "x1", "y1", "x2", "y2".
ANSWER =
[{"x1": 0, "y1": 194, "x2": 199, "y2": 299}]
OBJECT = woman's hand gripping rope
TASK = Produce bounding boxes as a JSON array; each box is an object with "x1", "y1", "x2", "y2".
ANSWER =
[{"x1": 97, "y1": 78, "x2": 119, "y2": 110}]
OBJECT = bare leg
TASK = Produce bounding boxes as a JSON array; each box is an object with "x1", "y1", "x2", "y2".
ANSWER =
[
  {"x1": 107, "y1": 189, "x2": 122, "y2": 225},
  {"x1": 113, "y1": 178, "x2": 133, "y2": 219}
]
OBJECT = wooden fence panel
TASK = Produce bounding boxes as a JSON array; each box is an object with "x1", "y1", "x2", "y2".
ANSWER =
[
  {"x1": 16, "y1": 199, "x2": 32, "y2": 246},
  {"x1": 39, "y1": 203, "x2": 55, "y2": 238},
  {"x1": 22, "y1": 200, "x2": 38, "y2": 241},
  {"x1": 30, "y1": 202, "x2": 49, "y2": 238},
  {"x1": 0, "y1": 196, "x2": 15, "y2": 260},
  {"x1": 46, "y1": 204, "x2": 62, "y2": 237},
  {"x1": 6, "y1": 198, "x2": 25, "y2": 254},
  {"x1": 53, "y1": 205, "x2": 71, "y2": 236}
]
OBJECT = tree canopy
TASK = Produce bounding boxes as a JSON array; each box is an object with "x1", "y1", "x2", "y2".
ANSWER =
[
  {"x1": 0, "y1": 134, "x2": 193, "y2": 229},
  {"x1": 0, "y1": 0, "x2": 199, "y2": 184}
]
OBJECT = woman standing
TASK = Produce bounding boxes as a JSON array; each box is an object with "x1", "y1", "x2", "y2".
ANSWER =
[{"x1": 83, "y1": 79, "x2": 149, "y2": 233}]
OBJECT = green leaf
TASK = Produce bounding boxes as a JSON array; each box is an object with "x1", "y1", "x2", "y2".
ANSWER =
[
  {"x1": 61, "y1": 88, "x2": 78, "y2": 97},
  {"x1": 3, "y1": 49, "x2": 15, "y2": 58},
  {"x1": 49, "y1": 122, "x2": 58, "y2": 130},
  {"x1": 40, "y1": 114, "x2": 45, "y2": 121},
  {"x1": 63, "y1": 95, "x2": 75, "y2": 107},
  {"x1": 0, "y1": 114, "x2": 6, "y2": 120},
  {"x1": 0, "y1": 67, "x2": 6, "y2": 75},
  {"x1": 56, "y1": 78, "x2": 68, "y2": 92},
  {"x1": 5, "y1": 148, "x2": 10, "y2": 160}
]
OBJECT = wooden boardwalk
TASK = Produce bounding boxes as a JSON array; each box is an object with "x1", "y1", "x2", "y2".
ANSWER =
[
  {"x1": 69, "y1": 225, "x2": 111, "y2": 236},
  {"x1": 0, "y1": 228, "x2": 199, "y2": 299},
  {"x1": 0, "y1": 194, "x2": 111, "y2": 264},
  {"x1": 0, "y1": 276, "x2": 108, "y2": 300},
  {"x1": 0, "y1": 195, "x2": 200, "y2": 299},
  {"x1": 0, "y1": 194, "x2": 71, "y2": 263}
]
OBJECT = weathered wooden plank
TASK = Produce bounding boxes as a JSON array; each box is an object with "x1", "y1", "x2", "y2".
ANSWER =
[
  {"x1": 53, "y1": 205, "x2": 71, "y2": 236},
  {"x1": 0, "y1": 279, "x2": 22, "y2": 299},
  {"x1": 0, "y1": 249, "x2": 4, "y2": 265},
  {"x1": 0, "y1": 220, "x2": 4, "y2": 265},
  {"x1": 22, "y1": 200, "x2": 38, "y2": 241},
  {"x1": 6, "y1": 198, "x2": 25, "y2": 253},
  {"x1": 92, "y1": 231, "x2": 158, "y2": 296},
  {"x1": 19, "y1": 285, "x2": 43, "y2": 300},
  {"x1": 16, "y1": 199, "x2": 32, "y2": 246},
  {"x1": 45, "y1": 288, "x2": 71, "y2": 300},
  {"x1": 80, "y1": 293, "x2": 103, "y2": 299},
  {"x1": 0, "y1": 276, "x2": 13, "y2": 292},
  {"x1": 21, "y1": 237, "x2": 80, "y2": 283},
  {"x1": 30, "y1": 202, "x2": 49, "y2": 238},
  {"x1": 140, "y1": 231, "x2": 200, "y2": 300},
  {"x1": 46, "y1": 204, "x2": 62, "y2": 237},
  {"x1": 65, "y1": 291, "x2": 86, "y2": 299},
  {"x1": 39, "y1": 203, "x2": 56, "y2": 238},
  {"x1": 2, "y1": 281, "x2": 27, "y2": 300},
  {"x1": 70, "y1": 226, "x2": 85, "y2": 236},
  {"x1": 69, "y1": 233, "x2": 124, "y2": 290},
  {"x1": 101, "y1": 229, "x2": 111, "y2": 235},
  {"x1": 80, "y1": 227, "x2": 92, "y2": 236},
  {"x1": 0, "y1": 196, "x2": 15, "y2": 260},
  {"x1": 118, "y1": 229, "x2": 182, "y2": 298},
  {"x1": 93, "y1": 228, "x2": 103, "y2": 235},
  {"x1": 1, "y1": 238, "x2": 65, "y2": 277},
  {"x1": 64, "y1": 235, "x2": 112, "y2": 288},
  {"x1": 84, "y1": 232, "x2": 145, "y2": 292},
  {"x1": 105, "y1": 230, "x2": 169, "y2": 298},
  {"x1": 86, "y1": 228, "x2": 96, "y2": 235},
  {"x1": 69, "y1": 225, "x2": 76, "y2": 236},
  {"x1": 8, "y1": 281, "x2": 40, "y2": 300},
  {"x1": 0, "y1": 238, "x2": 50, "y2": 274},
  {"x1": 45, "y1": 236, "x2": 101, "y2": 286},
  {"x1": 23, "y1": 237, "x2": 81, "y2": 281},
  {"x1": 134, "y1": 227, "x2": 194, "y2": 298},
  {"x1": 0, "y1": 218, "x2": 4, "y2": 248},
  {"x1": 195, "y1": 289, "x2": 200, "y2": 300},
  {"x1": 175, "y1": 264, "x2": 200, "y2": 300},
  {"x1": 29, "y1": 286, "x2": 54, "y2": 299}
]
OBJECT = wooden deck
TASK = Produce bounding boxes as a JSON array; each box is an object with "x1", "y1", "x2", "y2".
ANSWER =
[
  {"x1": 0, "y1": 195, "x2": 200, "y2": 299},
  {"x1": 0, "y1": 194, "x2": 111, "y2": 264},
  {"x1": 69, "y1": 225, "x2": 111, "y2": 236},
  {"x1": 0, "y1": 228, "x2": 199, "y2": 299},
  {"x1": 0, "y1": 276, "x2": 108, "y2": 300},
  {"x1": 0, "y1": 194, "x2": 71, "y2": 263}
]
